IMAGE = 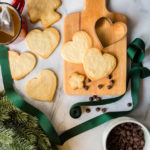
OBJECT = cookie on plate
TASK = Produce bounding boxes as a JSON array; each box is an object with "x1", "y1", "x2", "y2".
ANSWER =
[
  {"x1": 9, "y1": 51, "x2": 37, "y2": 80},
  {"x1": 69, "y1": 72, "x2": 85, "y2": 90},
  {"x1": 27, "y1": 0, "x2": 62, "y2": 28},
  {"x1": 26, "y1": 69, "x2": 57, "y2": 102},
  {"x1": 26, "y1": 27, "x2": 60, "y2": 59}
]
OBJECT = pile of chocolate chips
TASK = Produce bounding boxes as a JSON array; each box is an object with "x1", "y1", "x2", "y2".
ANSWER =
[{"x1": 106, "y1": 122, "x2": 145, "y2": 150}]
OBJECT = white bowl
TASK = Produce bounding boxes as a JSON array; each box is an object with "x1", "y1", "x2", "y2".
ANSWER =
[{"x1": 103, "y1": 117, "x2": 150, "y2": 150}]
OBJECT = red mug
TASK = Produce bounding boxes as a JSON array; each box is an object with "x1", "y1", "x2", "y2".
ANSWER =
[{"x1": 0, "y1": 0, "x2": 27, "y2": 45}]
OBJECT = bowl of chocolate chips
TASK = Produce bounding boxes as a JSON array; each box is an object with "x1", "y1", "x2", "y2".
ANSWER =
[{"x1": 103, "y1": 117, "x2": 150, "y2": 150}]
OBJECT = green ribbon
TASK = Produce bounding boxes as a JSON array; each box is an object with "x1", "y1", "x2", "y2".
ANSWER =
[{"x1": 0, "y1": 38, "x2": 150, "y2": 145}]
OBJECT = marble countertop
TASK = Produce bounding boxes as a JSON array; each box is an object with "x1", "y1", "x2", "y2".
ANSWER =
[{"x1": 0, "y1": 0, "x2": 150, "y2": 150}]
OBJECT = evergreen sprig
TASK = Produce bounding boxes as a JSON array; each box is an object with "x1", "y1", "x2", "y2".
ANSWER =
[{"x1": 0, "y1": 91, "x2": 53, "y2": 150}]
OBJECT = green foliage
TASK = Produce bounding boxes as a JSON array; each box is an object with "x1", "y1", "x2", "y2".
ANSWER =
[{"x1": 0, "y1": 91, "x2": 53, "y2": 150}]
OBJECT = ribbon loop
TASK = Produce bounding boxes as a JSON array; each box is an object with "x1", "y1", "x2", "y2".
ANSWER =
[
  {"x1": 127, "y1": 38, "x2": 145, "y2": 63},
  {"x1": 70, "y1": 106, "x2": 82, "y2": 119}
]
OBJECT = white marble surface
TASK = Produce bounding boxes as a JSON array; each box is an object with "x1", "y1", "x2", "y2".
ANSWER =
[{"x1": 0, "y1": 0, "x2": 150, "y2": 150}]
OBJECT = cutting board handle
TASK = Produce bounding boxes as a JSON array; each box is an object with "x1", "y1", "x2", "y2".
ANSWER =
[
  {"x1": 84, "y1": 0, "x2": 107, "y2": 12},
  {"x1": 82, "y1": 0, "x2": 108, "y2": 49}
]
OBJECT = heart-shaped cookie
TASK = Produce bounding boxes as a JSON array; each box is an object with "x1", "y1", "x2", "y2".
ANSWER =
[
  {"x1": 26, "y1": 70, "x2": 57, "y2": 102},
  {"x1": 83, "y1": 48, "x2": 117, "y2": 81},
  {"x1": 96, "y1": 18, "x2": 127, "y2": 47},
  {"x1": 9, "y1": 51, "x2": 37, "y2": 80},
  {"x1": 26, "y1": 27, "x2": 60, "y2": 59},
  {"x1": 61, "y1": 31, "x2": 92, "y2": 64}
]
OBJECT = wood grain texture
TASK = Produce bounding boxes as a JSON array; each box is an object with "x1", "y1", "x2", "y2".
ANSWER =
[{"x1": 63, "y1": 0, "x2": 127, "y2": 95}]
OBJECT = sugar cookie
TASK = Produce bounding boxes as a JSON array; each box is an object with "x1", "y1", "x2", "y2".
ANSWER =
[
  {"x1": 61, "y1": 31, "x2": 92, "y2": 64},
  {"x1": 9, "y1": 51, "x2": 37, "y2": 80},
  {"x1": 26, "y1": 27, "x2": 60, "y2": 59},
  {"x1": 69, "y1": 72, "x2": 85, "y2": 90},
  {"x1": 26, "y1": 70, "x2": 57, "y2": 102},
  {"x1": 27, "y1": 0, "x2": 61, "y2": 28},
  {"x1": 83, "y1": 48, "x2": 117, "y2": 81}
]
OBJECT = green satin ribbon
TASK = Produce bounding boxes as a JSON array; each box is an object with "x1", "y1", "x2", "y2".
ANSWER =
[{"x1": 0, "y1": 38, "x2": 150, "y2": 145}]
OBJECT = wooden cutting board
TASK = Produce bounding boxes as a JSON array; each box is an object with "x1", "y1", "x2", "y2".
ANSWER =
[{"x1": 63, "y1": 0, "x2": 127, "y2": 95}]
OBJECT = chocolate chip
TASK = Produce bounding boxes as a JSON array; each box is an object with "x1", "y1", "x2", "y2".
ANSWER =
[
  {"x1": 138, "y1": 130, "x2": 144, "y2": 136},
  {"x1": 102, "y1": 108, "x2": 107, "y2": 113},
  {"x1": 133, "y1": 132, "x2": 136, "y2": 137},
  {"x1": 86, "y1": 108, "x2": 91, "y2": 113},
  {"x1": 108, "y1": 75, "x2": 112, "y2": 79},
  {"x1": 93, "y1": 95, "x2": 97, "y2": 99},
  {"x1": 133, "y1": 145, "x2": 137, "y2": 149},
  {"x1": 110, "y1": 80, "x2": 115, "y2": 85},
  {"x1": 120, "y1": 131, "x2": 126, "y2": 137},
  {"x1": 107, "y1": 85, "x2": 112, "y2": 89},
  {"x1": 96, "y1": 107, "x2": 101, "y2": 112},
  {"x1": 127, "y1": 103, "x2": 132, "y2": 107},
  {"x1": 89, "y1": 97, "x2": 94, "y2": 101},
  {"x1": 128, "y1": 147, "x2": 132, "y2": 150},
  {"x1": 98, "y1": 84, "x2": 103, "y2": 89},
  {"x1": 106, "y1": 123, "x2": 145, "y2": 150},
  {"x1": 141, "y1": 140, "x2": 145, "y2": 146},
  {"x1": 96, "y1": 97, "x2": 101, "y2": 101},
  {"x1": 127, "y1": 131, "x2": 131, "y2": 136},
  {"x1": 133, "y1": 137, "x2": 139, "y2": 142},
  {"x1": 84, "y1": 85, "x2": 89, "y2": 90},
  {"x1": 87, "y1": 78, "x2": 91, "y2": 82}
]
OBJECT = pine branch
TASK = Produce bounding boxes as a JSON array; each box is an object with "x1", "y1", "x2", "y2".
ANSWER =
[
  {"x1": 0, "y1": 91, "x2": 53, "y2": 150},
  {"x1": 0, "y1": 123, "x2": 14, "y2": 145}
]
